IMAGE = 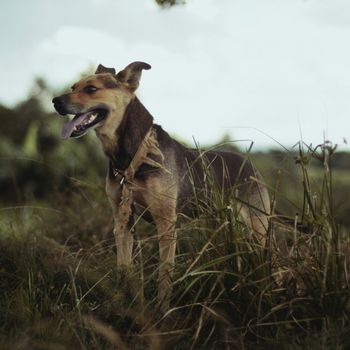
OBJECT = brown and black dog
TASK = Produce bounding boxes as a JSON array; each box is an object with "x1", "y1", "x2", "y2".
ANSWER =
[{"x1": 52, "y1": 62, "x2": 270, "y2": 311}]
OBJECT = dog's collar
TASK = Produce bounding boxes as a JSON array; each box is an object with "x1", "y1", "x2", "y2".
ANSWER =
[{"x1": 112, "y1": 168, "x2": 126, "y2": 186}]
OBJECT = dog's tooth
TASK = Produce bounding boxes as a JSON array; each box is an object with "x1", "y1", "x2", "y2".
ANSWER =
[{"x1": 89, "y1": 113, "x2": 98, "y2": 123}]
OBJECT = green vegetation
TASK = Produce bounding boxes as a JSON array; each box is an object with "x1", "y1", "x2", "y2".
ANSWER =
[
  {"x1": 155, "y1": 0, "x2": 186, "y2": 8},
  {"x1": 1, "y1": 80, "x2": 350, "y2": 349}
]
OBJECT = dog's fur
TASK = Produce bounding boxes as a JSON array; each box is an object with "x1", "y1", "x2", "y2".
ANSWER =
[{"x1": 53, "y1": 62, "x2": 270, "y2": 311}]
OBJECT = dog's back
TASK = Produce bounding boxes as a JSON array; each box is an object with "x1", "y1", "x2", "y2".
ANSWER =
[{"x1": 149, "y1": 124, "x2": 270, "y2": 237}]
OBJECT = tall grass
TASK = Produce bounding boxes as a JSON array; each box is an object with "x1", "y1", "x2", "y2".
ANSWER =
[{"x1": 0, "y1": 142, "x2": 350, "y2": 349}]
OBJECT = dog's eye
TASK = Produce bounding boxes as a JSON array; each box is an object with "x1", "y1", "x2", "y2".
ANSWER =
[{"x1": 84, "y1": 85, "x2": 98, "y2": 94}]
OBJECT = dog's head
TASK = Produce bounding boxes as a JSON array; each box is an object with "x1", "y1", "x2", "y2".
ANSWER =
[{"x1": 52, "y1": 61, "x2": 151, "y2": 139}]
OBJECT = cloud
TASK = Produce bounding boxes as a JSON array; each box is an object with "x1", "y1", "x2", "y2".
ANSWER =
[
  {"x1": 35, "y1": 26, "x2": 126, "y2": 82},
  {"x1": 1, "y1": 0, "x2": 349, "y2": 149},
  {"x1": 306, "y1": 0, "x2": 350, "y2": 29}
]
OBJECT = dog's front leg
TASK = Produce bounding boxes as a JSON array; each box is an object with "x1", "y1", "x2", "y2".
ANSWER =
[
  {"x1": 106, "y1": 176, "x2": 134, "y2": 266},
  {"x1": 150, "y1": 203, "x2": 177, "y2": 313}
]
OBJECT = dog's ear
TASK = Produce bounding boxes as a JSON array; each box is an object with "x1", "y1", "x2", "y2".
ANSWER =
[
  {"x1": 116, "y1": 61, "x2": 151, "y2": 92},
  {"x1": 95, "y1": 64, "x2": 116, "y2": 75}
]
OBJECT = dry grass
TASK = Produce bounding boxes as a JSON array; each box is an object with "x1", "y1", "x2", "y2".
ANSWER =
[{"x1": 1, "y1": 141, "x2": 350, "y2": 349}]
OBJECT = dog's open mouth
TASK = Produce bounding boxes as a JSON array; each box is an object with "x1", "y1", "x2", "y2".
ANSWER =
[{"x1": 61, "y1": 109, "x2": 107, "y2": 139}]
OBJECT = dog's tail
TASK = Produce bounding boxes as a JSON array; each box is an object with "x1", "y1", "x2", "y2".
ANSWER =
[{"x1": 273, "y1": 211, "x2": 311, "y2": 234}]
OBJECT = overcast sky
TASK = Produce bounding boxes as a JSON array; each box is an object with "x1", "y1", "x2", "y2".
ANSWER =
[{"x1": 1, "y1": 0, "x2": 350, "y2": 150}]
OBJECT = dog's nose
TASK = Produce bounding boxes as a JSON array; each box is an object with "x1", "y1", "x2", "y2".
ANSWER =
[
  {"x1": 52, "y1": 97, "x2": 60, "y2": 105},
  {"x1": 52, "y1": 96, "x2": 66, "y2": 115}
]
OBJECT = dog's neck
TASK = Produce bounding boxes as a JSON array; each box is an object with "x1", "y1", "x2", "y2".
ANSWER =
[{"x1": 106, "y1": 96, "x2": 154, "y2": 171}]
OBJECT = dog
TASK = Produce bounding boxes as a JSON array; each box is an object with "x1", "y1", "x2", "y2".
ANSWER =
[{"x1": 52, "y1": 61, "x2": 271, "y2": 312}]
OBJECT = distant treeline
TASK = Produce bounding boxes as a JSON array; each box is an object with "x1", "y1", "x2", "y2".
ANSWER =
[{"x1": 0, "y1": 78, "x2": 349, "y2": 226}]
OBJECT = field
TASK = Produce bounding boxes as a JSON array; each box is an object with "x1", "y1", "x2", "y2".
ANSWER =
[{"x1": 1, "y1": 89, "x2": 350, "y2": 349}]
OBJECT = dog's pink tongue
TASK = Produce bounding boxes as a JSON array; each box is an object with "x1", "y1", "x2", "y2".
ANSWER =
[{"x1": 61, "y1": 113, "x2": 88, "y2": 139}]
